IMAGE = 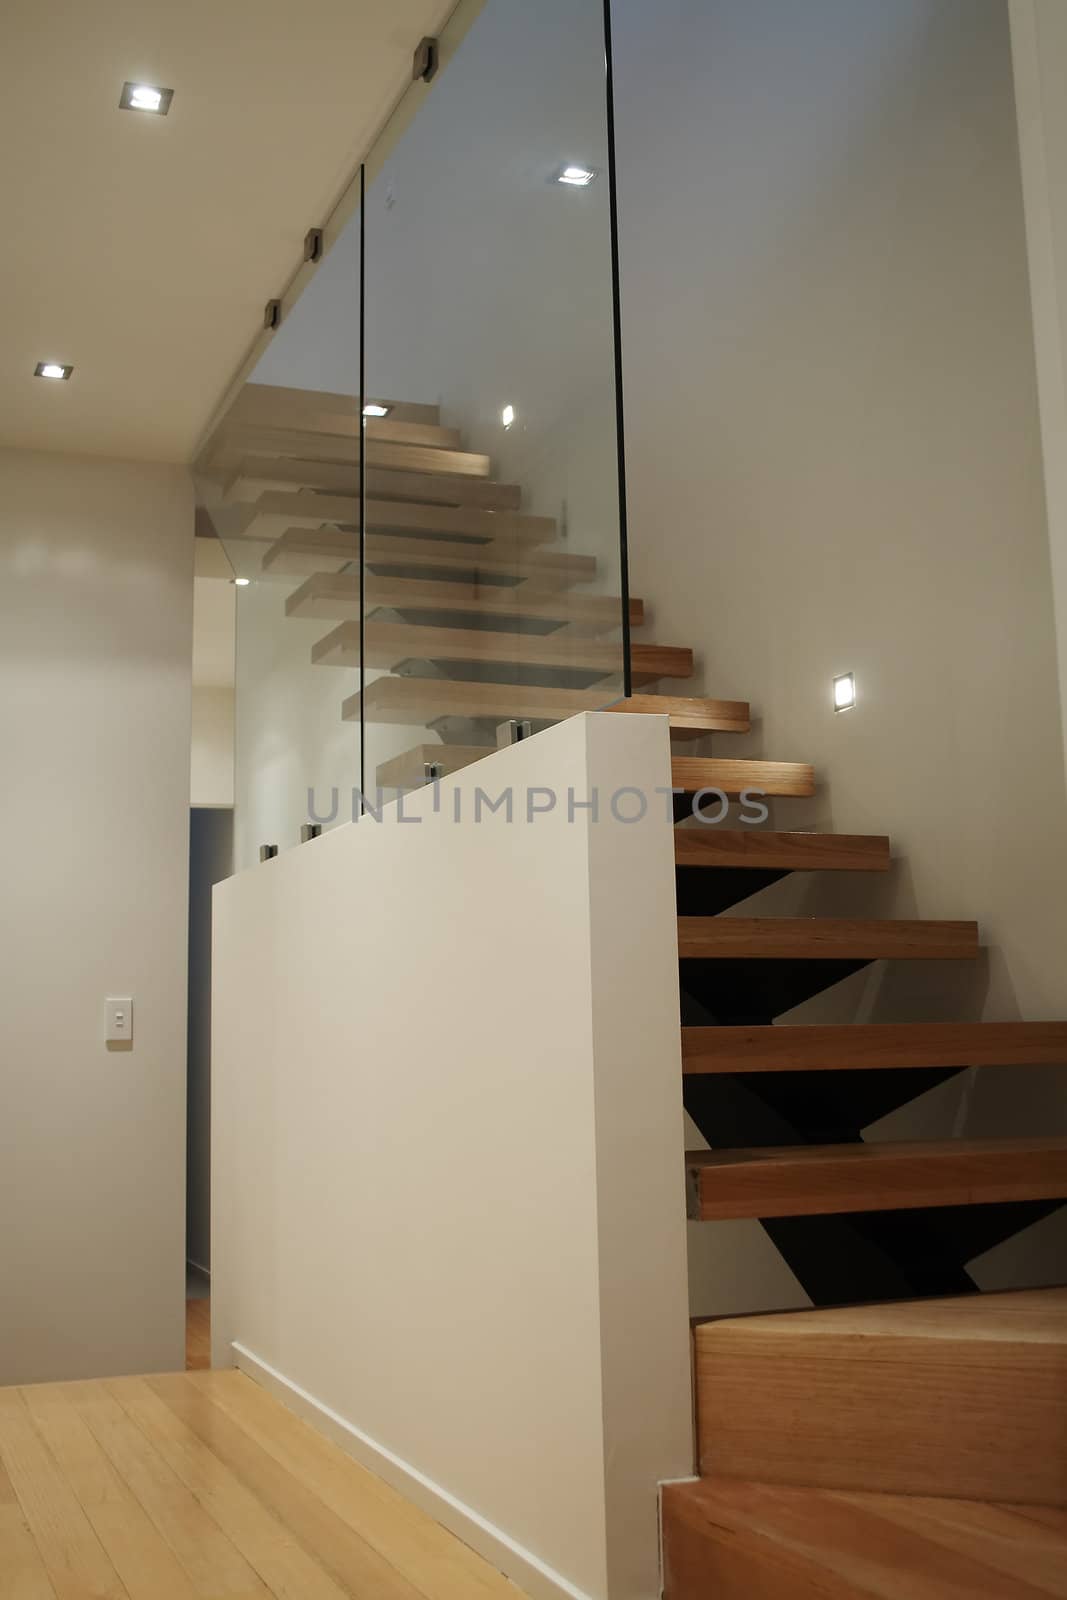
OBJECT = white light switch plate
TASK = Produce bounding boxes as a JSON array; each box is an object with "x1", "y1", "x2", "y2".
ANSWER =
[{"x1": 105, "y1": 996, "x2": 133, "y2": 1045}]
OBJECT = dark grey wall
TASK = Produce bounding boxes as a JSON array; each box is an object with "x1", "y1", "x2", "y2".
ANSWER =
[{"x1": 187, "y1": 807, "x2": 233, "y2": 1271}]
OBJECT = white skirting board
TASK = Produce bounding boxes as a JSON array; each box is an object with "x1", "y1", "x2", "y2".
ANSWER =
[{"x1": 233, "y1": 1341, "x2": 598, "y2": 1600}]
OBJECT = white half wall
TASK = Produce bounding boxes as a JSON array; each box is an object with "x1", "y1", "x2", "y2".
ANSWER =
[
  {"x1": 0, "y1": 447, "x2": 193, "y2": 1382},
  {"x1": 212, "y1": 712, "x2": 693, "y2": 1600}
]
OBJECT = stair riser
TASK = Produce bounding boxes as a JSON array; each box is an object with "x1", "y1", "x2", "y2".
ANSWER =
[{"x1": 694, "y1": 1328, "x2": 1067, "y2": 1505}]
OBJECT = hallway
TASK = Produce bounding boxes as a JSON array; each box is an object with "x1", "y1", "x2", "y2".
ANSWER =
[{"x1": 0, "y1": 1369, "x2": 522, "y2": 1598}]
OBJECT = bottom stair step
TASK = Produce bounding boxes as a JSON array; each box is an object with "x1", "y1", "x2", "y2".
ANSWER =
[
  {"x1": 662, "y1": 1477, "x2": 1067, "y2": 1599},
  {"x1": 692, "y1": 1287, "x2": 1067, "y2": 1506}
]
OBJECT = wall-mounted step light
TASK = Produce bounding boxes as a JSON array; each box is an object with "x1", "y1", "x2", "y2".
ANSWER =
[
  {"x1": 556, "y1": 164, "x2": 597, "y2": 187},
  {"x1": 833, "y1": 672, "x2": 857, "y2": 712},
  {"x1": 363, "y1": 403, "x2": 391, "y2": 418},
  {"x1": 119, "y1": 81, "x2": 173, "y2": 115},
  {"x1": 34, "y1": 362, "x2": 73, "y2": 380},
  {"x1": 501, "y1": 404, "x2": 515, "y2": 429},
  {"x1": 231, "y1": 577, "x2": 251, "y2": 587}
]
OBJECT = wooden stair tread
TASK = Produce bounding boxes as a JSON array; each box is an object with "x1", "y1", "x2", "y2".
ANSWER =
[
  {"x1": 376, "y1": 745, "x2": 490, "y2": 788},
  {"x1": 662, "y1": 1477, "x2": 1067, "y2": 1599},
  {"x1": 675, "y1": 828, "x2": 890, "y2": 870},
  {"x1": 686, "y1": 1135, "x2": 1067, "y2": 1219},
  {"x1": 672, "y1": 757, "x2": 814, "y2": 799},
  {"x1": 285, "y1": 571, "x2": 640, "y2": 630},
  {"x1": 691, "y1": 1288, "x2": 1067, "y2": 1507},
  {"x1": 263, "y1": 527, "x2": 595, "y2": 582},
  {"x1": 677, "y1": 916, "x2": 979, "y2": 961},
  {"x1": 345, "y1": 679, "x2": 634, "y2": 725},
  {"x1": 222, "y1": 382, "x2": 440, "y2": 427},
  {"x1": 681, "y1": 1021, "x2": 1067, "y2": 1073},
  {"x1": 253, "y1": 491, "x2": 555, "y2": 545},
  {"x1": 238, "y1": 463, "x2": 522, "y2": 509},
  {"x1": 215, "y1": 426, "x2": 491, "y2": 479},
  {"x1": 605, "y1": 694, "x2": 751, "y2": 737},
  {"x1": 312, "y1": 620, "x2": 690, "y2": 685}
]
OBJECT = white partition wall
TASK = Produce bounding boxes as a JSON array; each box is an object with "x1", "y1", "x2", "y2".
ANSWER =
[{"x1": 212, "y1": 712, "x2": 693, "y2": 1600}]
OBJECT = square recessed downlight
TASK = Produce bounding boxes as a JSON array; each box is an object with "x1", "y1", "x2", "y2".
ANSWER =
[
  {"x1": 833, "y1": 672, "x2": 857, "y2": 712},
  {"x1": 119, "y1": 81, "x2": 174, "y2": 115},
  {"x1": 34, "y1": 362, "x2": 73, "y2": 381},
  {"x1": 362, "y1": 403, "x2": 391, "y2": 418},
  {"x1": 556, "y1": 164, "x2": 597, "y2": 187}
]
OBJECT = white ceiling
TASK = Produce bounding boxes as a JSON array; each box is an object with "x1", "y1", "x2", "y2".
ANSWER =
[{"x1": 0, "y1": 0, "x2": 450, "y2": 464}]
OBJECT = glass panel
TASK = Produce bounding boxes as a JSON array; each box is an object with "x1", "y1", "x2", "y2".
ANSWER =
[
  {"x1": 359, "y1": 0, "x2": 626, "y2": 801},
  {"x1": 194, "y1": 204, "x2": 363, "y2": 871}
]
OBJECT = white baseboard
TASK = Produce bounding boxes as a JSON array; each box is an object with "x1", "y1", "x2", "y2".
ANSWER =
[{"x1": 231, "y1": 1343, "x2": 598, "y2": 1600}]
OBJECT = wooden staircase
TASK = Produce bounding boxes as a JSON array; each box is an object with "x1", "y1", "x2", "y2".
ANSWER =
[{"x1": 200, "y1": 385, "x2": 1067, "y2": 1596}]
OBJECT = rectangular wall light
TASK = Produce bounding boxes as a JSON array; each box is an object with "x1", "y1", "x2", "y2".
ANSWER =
[
  {"x1": 833, "y1": 672, "x2": 857, "y2": 712},
  {"x1": 34, "y1": 362, "x2": 73, "y2": 380},
  {"x1": 362, "y1": 403, "x2": 391, "y2": 418},
  {"x1": 119, "y1": 81, "x2": 174, "y2": 115}
]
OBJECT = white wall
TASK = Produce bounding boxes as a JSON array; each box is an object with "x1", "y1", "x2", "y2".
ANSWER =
[
  {"x1": 212, "y1": 713, "x2": 692, "y2": 1600},
  {"x1": 1011, "y1": 0, "x2": 1067, "y2": 789},
  {"x1": 612, "y1": 0, "x2": 1067, "y2": 1299},
  {"x1": 191, "y1": 685, "x2": 235, "y2": 807},
  {"x1": 0, "y1": 447, "x2": 193, "y2": 1382}
]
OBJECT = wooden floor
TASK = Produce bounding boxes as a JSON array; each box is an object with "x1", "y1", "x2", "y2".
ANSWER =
[{"x1": 0, "y1": 1368, "x2": 524, "y2": 1599}]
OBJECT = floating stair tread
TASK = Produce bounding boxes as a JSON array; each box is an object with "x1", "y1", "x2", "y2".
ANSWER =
[
  {"x1": 253, "y1": 491, "x2": 555, "y2": 545},
  {"x1": 344, "y1": 679, "x2": 631, "y2": 726},
  {"x1": 691, "y1": 1287, "x2": 1067, "y2": 1506},
  {"x1": 686, "y1": 1136, "x2": 1067, "y2": 1220},
  {"x1": 677, "y1": 916, "x2": 979, "y2": 961},
  {"x1": 285, "y1": 571, "x2": 640, "y2": 629},
  {"x1": 263, "y1": 527, "x2": 595, "y2": 582},
  {"x1": 674, "y1": 829, "x2": 890, "y2": 871},
  {"x1": 224, "y1": 382, "x2": 440, "y2": 427},
  {"x1": 231, "y1": 463, "x2": 522, "y2": 510},
  {"x1": 672, "y1": 758, "x2": 815, "y2": 799},
  {"x1": 681, "y1": 1020, "x2": 1067, "y2": 1073},
  {"x1": 605, "y1": 694, "x2": 751, "y2": 737},
  {"x1": 215, "y1": 426, "x2": 491, "y2": 478},
  {"x1": 312, "y1": 620, "x2": 691, "y2": 686},
  {"x1": 662, "y1": 1477, "x2": 1067, "y2": 1599},
  {"x1": 376, "y1": 745, "x2": 489, "y2": 788}
]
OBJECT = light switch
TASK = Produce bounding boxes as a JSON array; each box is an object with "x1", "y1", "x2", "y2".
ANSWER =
[{"x1": 105, "y1": 997, "x2": 134, "y2": 1045}]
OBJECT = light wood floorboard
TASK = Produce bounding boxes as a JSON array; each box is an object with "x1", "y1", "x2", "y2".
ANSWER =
[{"x1": 0, "y1": 1372, "x2": 524, "y2": 1600}]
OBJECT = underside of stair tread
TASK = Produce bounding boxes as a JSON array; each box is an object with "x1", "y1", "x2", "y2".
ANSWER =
[
  {"x1": 677, "y1": 915, "x2": 979, "y2": 961},
  {"x1": 263, "y1": 526, "x2": 595, "y2": 581},
  {"x1": 674, "y1": 828, "x2": 890, "y2": 870},
  {"x1": 691, "y1": 1288, "x2": 1067, "y2": 1507},
  {"x1": 242, "y1": 463, "x2": 523, "y2": 510},
  {"x1": 344, "y1": 678, "x2": 626, "y2": 725},
  {"x1": 312, "y1": 618, "x2": 691, "y2": 685},
  {"x1": 686, "y1": 1135, "x2": 1067, "y2": 1219},
  {"x1": 662, "y1": 1477, "x2": 1067, "y2": 1600},
  {"x1": 681, "y1": 1020, "x2": 1067, "y2": 1073}
]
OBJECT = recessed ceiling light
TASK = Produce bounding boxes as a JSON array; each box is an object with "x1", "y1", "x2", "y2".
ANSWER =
[
  {"x1": 556, "y1": 164, "x2": 597, "y2": 187},
  {"x1": 502, "y1": 404, "x2": 515, "y2": 429},
  {"x1": 362, "y1": 403, "x2": 391, "y2": 418},
  {"x1": 34, "y1": 362, "x2": 73, "y2": 381},
  {"x1": 231, "y1": 577, "x2": 251, "y2": 587},
  {"x1": 833, "y1": 672, "x2": 857, "y2": 712},
  {"x1": 119, "y1": 81, "x2": 174, "y2": 115}
]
